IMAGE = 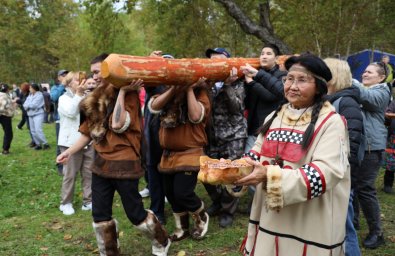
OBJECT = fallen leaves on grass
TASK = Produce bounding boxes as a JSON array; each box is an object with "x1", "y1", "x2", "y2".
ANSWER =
[
  {"x1": 51, "y1": 222, "x2": 63, "y2": 230},
  {"x1": 177, "y1": 251, "x2": 186, "y2": 256},
  {"x1": 388, "y1": 235, "x2": 395, "y2": 243},
  {"x1": 63, "y1": 234, "x2": 72, "y2": 240},
  {"x1": 195, "y1": 250, "x2": 207, "y2": 256}
]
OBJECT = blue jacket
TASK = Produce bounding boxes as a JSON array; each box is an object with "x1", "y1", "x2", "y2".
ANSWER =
[
  {"x1": 23, "y1": 92, "x2": 45, "y2": 117},
  {"x1": 50, "y1": 83, "x2": 65, "y2": 121},
  {"x1": 353, "y1": 79, "x2": 391, "y2": 151}
]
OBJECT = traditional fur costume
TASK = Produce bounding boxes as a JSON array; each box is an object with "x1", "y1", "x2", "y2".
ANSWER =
[
  {"x1": 79, "y1": 84, "x2": 117, "y2": 142},
  {"x1": 79, "y1": 84, "x2": 143, "y2": 179}
]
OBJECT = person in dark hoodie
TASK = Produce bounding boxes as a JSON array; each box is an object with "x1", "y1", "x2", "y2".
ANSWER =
[
  {"x1": 240, "y1": 44, "x2": 287, "y2": 153},
  {"x1": 325, "y1": 58, "x2": 363, "y2": 256}
]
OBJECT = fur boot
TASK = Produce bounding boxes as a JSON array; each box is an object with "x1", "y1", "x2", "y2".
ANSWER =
[
  {"x1": 92, "y1": 219, "x2": 120, "y2": 256},
  {"x1": 189, "y1": 202, "x2": 209, "y2": 240},
  {"x1": 170, "y1": 212, "x2": 190, "y2": 241},
  {"x1": 136, "y1": 210, "x2": 171, "y2": 256}
]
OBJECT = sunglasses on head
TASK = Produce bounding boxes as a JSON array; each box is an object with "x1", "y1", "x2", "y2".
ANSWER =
[{"x1": 372, "y1": 62, "x2": 388, "y2": 78}]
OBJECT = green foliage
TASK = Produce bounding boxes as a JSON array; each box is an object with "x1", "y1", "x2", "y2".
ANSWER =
[
  {"x1": 1, "y1": 0, "x2": 395, "y2": 83},
  {"x1": 273, "y1": 0, "x2": 395, "y2": 56}
]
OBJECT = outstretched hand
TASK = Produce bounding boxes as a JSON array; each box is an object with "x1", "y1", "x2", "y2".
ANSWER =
[
  {"x1": 56, "y1": 152, "x2": 70, "y2": 164},
  {"x1": 149, "y1": 50, "x2": 163, "y2": 57},
  {"x1": 120, "y1": 79, "x2": 144, "y2": 92},
  {"x1": 224, "y1": 67, "x2": 239, "y2": 85},
  {"x1": 240, "y1": 63, "x2": 258, "y2": 78},
  {"x1": 189, "y1": 77, "x2": 208, "y2": 90},
  {"x1": 234, "y1": 157, "x2": 267, "y2": 186}
]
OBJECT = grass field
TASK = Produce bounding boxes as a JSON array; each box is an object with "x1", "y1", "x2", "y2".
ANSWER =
[{"x1": 0, "y1": 114, "x2": 394, "y2": 255}]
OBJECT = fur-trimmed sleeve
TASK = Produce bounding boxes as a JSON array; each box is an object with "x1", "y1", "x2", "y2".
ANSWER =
[{"x1": 265, "y1": 165, "x2": 283, "y2": 211}]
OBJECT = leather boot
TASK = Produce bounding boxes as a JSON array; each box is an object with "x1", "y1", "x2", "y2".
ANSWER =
[
  {"x1": 136, "y1": 210, "x2": 171, "y2": 256},
  {"x1": 189, "y1": 202, "x2": 209, "y2": 240},
  {"x1": 170, "y1": 212, "x2": 190, "y2": 241},
  {"x1": 92, "y1": 219, "x2": 120, "y2": 256}
]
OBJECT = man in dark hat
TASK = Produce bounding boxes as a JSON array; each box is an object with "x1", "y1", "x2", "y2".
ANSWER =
[
  {"x1": 204, "y1": 47, "x2": 247, "y2": 228},
  {"x1": 205, "y1": 47, "x2": 231, "y2": 59}
]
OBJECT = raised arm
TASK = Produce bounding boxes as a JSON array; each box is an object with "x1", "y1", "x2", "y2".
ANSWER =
[{"x1": 111, "y1": 79, "x2": 143, "y2": 131}]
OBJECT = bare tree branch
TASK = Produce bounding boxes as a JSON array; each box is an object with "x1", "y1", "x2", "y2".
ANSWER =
[
  {"x1": 259, "y1": 2, "x2": 272, "y2": 33},
  {"x1": 214, "y1": 0, "x2": 291, "y2": 54}
]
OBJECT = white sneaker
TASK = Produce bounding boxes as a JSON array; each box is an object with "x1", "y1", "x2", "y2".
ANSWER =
[
  {"x1": 139, "y1": 188, "x2": 150, "y2": 198},
  {"x1": 60, "y1": 203, "x2": 75, "y2": 215},
  {"x1": 81, "y1": 202, "x2": 92, "y2": 211}
]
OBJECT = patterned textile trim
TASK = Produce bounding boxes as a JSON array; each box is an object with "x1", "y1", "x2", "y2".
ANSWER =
[
  {"x1": 147, "y1": 97, "x2": 161, "y2": 114},
  {"x1": 266, "y1": 165, "x2": 283, "y2": 211},
  {"x1": 299, "y1": 163, "x2": 326, "y2": 200},
  {"x1": 243, "y1": 150, "x2": 260, "y2": 161},
  {"x1": 266, "y1": 129, "x2": 304, "y2": 145},
  {"x1": 259, "y1": 226, "x2": 345, "y2": 250},
  {"x1": 241, "y1": 220, "x2": 260, "y2": 256},
  {"x1": 112, "y1": 111, "x2": 131, "y2": 134},
  {"x1": 188, "y1": 102, "x2": 205, "y2": 124}
]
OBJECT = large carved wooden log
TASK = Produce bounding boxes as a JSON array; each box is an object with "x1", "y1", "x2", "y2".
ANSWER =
[{"x1": 101, "y1": 54, "x2": 261, "y2": 88}]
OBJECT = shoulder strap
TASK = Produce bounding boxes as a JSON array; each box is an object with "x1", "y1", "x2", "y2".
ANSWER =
[{"x1": 332, "y1": 97, "x2": 342, "y2": 113}]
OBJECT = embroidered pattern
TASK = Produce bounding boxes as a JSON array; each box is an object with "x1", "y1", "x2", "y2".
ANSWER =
[
  {"x1": 266, "y1": 130, "x2": 304, "y2": 144},
  {"x1": 243, "y1": 151, "x2": 260, "y2": 161},
  {"x1": 299, "y1": 164, "x2": 325, "y2": 199}
]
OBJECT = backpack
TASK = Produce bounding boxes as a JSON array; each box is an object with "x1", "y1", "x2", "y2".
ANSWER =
[{"x1": 332, "y1": 97, "x2": 366, "y2": 164}]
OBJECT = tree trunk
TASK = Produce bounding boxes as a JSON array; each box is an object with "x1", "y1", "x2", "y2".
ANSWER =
[{"x1": 214, "y1": 0, "x2": 292, "y2": 54}]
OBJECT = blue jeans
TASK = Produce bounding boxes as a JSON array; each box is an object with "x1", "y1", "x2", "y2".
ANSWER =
[{"x1": 345, "y1": 190, "x2": 361, "y2": 256}]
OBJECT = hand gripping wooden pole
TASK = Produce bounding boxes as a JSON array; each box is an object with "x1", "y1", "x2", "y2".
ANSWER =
[{"x1": 100, "y1": 54, "x2": 261, "y2": 88}]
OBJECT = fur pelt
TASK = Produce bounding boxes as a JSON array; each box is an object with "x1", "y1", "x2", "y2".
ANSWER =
[
  {"x1": 280, "y1": 101, "x2": 333, "y2": 126},
  {"x1": 266, "y1": 165, "x2": 283, "y2": 212},
  {"x1": 80, "y1": 84, "x2": 117, "y2": 142}
]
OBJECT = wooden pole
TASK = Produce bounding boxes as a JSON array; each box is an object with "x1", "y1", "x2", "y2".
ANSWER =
[{"x1": 101, "y1": 54, "x2": 262, "y2": 88}]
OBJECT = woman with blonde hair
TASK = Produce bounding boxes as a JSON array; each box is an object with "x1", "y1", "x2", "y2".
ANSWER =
[
  {"x1": 58, "y1": 71, "x2": 94, "y2": 215},
  {"x1": 325, "y1": 58, "x2": 363, "y2": 255}
]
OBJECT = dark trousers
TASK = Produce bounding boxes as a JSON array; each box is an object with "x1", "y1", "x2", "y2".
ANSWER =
[
  {"x1": 92, "y1": 173, "x2": 147, "y2": 225},
  {"x1": 353, "y1": 151, "x2": 383, "y2": 235},
  {"x1": 147, "y1": 164, "x2": 165, "y2": 220},
  {"x1": 163, "y1": 171, "x2": 201, "y2": 213},
  {"x1": 203, "y1": 183, "x2": 238, "y2": 216},
  {"x1": 0, "y1": 115, "x2": 13, "y2": 151},
  {"x1": 204, "y1": 139, "x2": 244, "y2": 216},
  {"x1": 17, "y1": 111, "x2": 28, "y2": 129}
]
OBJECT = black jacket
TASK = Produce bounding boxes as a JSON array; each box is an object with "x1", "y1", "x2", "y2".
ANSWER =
[
  {"x1": 328, "y1": 85, "x2": 363, "y2": 167},
  {"x1": 244, "y1": 65, "x2": 286, "y2": 135}
]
